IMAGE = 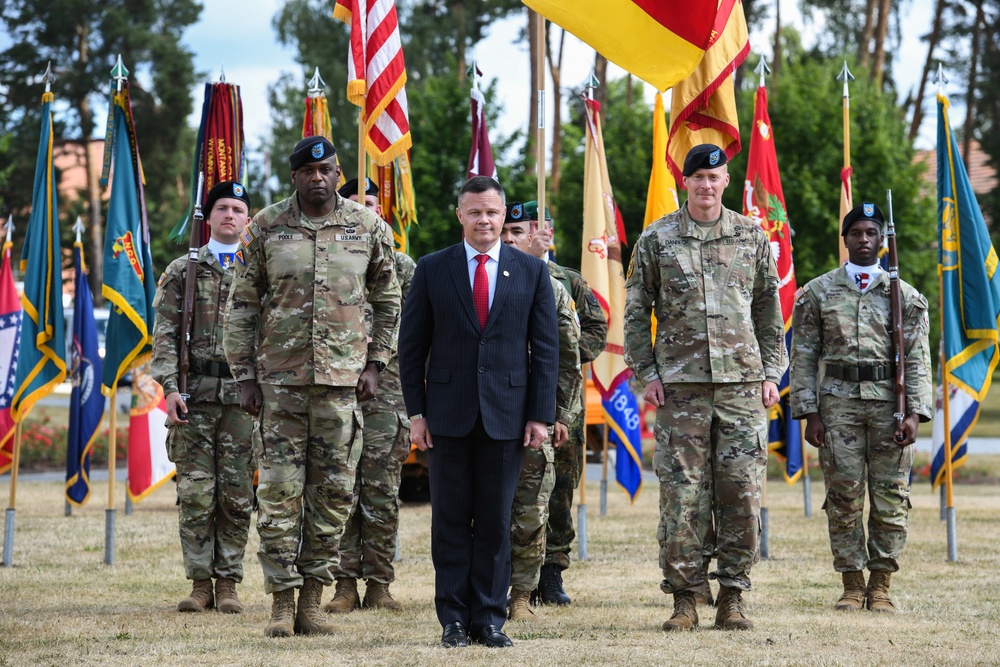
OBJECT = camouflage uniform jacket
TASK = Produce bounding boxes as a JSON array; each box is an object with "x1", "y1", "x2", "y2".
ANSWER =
[
  {"x1": 151, "y1": 245, "x2": 239, "y2": 405},
  {"x1": 224, "y1": 193, "x2": 401, "y2": 386},
  {"x1": 363, "y1": 249, "x2": 416, "y2": 415},
  {"x1": 548, "y1": 261, "x2": 607, "y2": 364},
  {"x1": 551, "y1": 277, "x2": 583, "y2": 426},
  {"x1": 623, "y1": 203, "x2": 787, "y2": 385},
  {"x1": 789, "y1": 266, "x2": 932, "y2": 420}
]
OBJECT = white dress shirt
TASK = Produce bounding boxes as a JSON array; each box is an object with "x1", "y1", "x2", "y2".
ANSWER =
[{"x1": 464, "y1": 239, "x2": 501, "y2": 308}]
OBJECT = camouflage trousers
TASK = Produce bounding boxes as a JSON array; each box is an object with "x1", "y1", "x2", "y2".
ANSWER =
[
  {"x1": 167, "y1": 401, "x2": 256, "y2": 582},
  {"x1": 256, "y1": 384, "x2": 362, "y2": 594},
  {"x1": 331, "y1": 409, "x2": 410, "y2": 584},
  {"x1": 654, "y1": 382, "x2": 767, "y2": 594},
  {"x1": 545, "y1": 410, "x2": 585, "y2": 570},
  {"x1": 510, "y1": 439, "x2": 556, "y2": 591},
  {"x1": 818, "y1": 394, "x2": 913, "y2": 573}
]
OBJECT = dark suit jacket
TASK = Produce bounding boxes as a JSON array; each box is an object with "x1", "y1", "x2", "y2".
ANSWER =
[{"x1": 399, "y1": 242, "x2": 558, "y2": 440}]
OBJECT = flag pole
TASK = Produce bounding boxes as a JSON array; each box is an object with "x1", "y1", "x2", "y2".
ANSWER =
[
  {"x1": 836, "y1": 61, "x2": 855, "y2": 266},
  {"x1": 600, "y1": 420, "x2": 609, "y2": 517},
  {"x1": 936, "y1": 63, "x2": 957, "y2": 561},
  {"x1": 4, "y1": 219, "x2": 20, "y2": 561},
  {"x1": 358, "y1": 109, "x2": 366, "y2": 199},
  {"x1": 535, "y1": 14, "x2": 546, "y2": 218},
  {"x1": 578, "y1": 368, "x2": 589, "y2": 562}
]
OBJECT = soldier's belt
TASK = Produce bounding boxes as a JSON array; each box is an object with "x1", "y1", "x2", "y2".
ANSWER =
[
  {"x1": 189, "y1": 359, "x2": 232, "y2": 378},
  {"x1": 825, "y1": 363, "x2": 896, "y2": 382}
]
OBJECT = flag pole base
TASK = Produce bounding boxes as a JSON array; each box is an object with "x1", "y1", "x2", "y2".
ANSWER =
[
  {"x1": 125, "y1": 492, "x2": 133, "y2": 517},
  {"x1": 2, "y1": 508, "x2": 14, "y2": 567},
  {"x1": 599, "y1": 479, "x2": 607, "y2": 517},
  {"x1": 760, "y1": 507, "x2": 770, "y2": 560},
  {"x1": 577, "y1": 503, "x2": 588, "y2": 562},
  {"x1": 104, "y1": 509, "x2": 116, "y2": 565},
  {"x1": 65, "y1": 501, "x2": 72, "y2": 517},
  {"x1": 940, "y1": 485, "x2": 946, "y2": 521},
  {"x1": 946, "y1": 506, "x2": 957, "y2": 562},
  {"x1": 803, "y1": 475, "x2": 812, "y2": 518}
]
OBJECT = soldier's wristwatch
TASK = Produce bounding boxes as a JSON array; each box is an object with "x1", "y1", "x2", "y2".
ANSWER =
[
  {"x1": 409, "y1": 414, "x2": 424, "y2": 421},
  {"x1": 366, "y1": 360, "x2": 386, "y2": 373}
]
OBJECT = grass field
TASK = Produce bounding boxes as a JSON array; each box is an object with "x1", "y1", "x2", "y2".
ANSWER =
[{"x1": 1, "y1": 466, "x2": 998, "y2": 666}]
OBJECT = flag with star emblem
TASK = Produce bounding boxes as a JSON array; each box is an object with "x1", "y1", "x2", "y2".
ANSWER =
[{"x1": 0, "y1": 240, "x2": 22, "y2": 475}]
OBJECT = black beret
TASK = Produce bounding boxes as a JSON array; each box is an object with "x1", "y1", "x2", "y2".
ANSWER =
[
  {"x1": 841, "y1": 202, "x2": 885, "y2": 235},
  {"x1": 289, "y1": 136, "x2": 337, "y2": 170},
  {"x1": 204, "y1": 180, "x2": 250, "y2": 214},
  {"x1": 682, "y1": 143, "x2": 728, "y2": 176},
  {"x1": 505, "y1": 201, "x2": 528, "y2": 224},
  {"x1": 338, "y1": 177, "x2": 378, "y2": 199}
]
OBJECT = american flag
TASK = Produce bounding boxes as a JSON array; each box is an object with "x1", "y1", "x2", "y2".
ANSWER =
[{"x1": 334, "y1": 0, "x2": 412, "y2": 165}]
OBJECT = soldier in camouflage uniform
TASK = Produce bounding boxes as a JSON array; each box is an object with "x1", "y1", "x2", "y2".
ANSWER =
[
  {"x1": 623, "y1": 145, "x2": 786, "y2": 632},
  {"x1": 521, "y1": 201, "x2": 607, "y2": 606},
  {"x1": 790, "y1": 202, "x2": 931, "y2": 614},
  {"x1": 326, "y1": 177, "x2": 415, "y2": 613},
  {"x1": 501, "y1": 203, "x2": 583, "y2": 621},
  {"x1": 151, "y1": 181, "x2": 257, "y2": 616},
  {"x1": 223, "y1": 137, "x2": 400, "y2": 638}
]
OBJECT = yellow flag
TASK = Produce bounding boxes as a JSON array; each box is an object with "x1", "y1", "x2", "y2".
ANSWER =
[{"x1": 644, "y1": 92, "x2": 678, "y2": 228}]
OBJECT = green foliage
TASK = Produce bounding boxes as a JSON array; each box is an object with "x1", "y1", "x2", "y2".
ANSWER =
[{"x1": 15, "y1": 413, "x2": 129, "y2": 471}]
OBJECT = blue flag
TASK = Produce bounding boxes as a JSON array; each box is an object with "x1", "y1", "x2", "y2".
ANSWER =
[
  {"x1": 66, "y1": 241, "x2": 104, "y2": 506},
  {"x1": 932, "y1": 92, "x2": 1000, "y2": 484},
  {"x1": 12, "y1": 91, "x2": 66, "y2": 420},
  {"x1": 101, "y1": 82, "x2": 156, "y2": 394},
  {"x1": 768, "y1": 329, "x2": 803, "y2": 483},
  {"x1": 603, "y1": 382, "x2": 642, "y2": 502}
]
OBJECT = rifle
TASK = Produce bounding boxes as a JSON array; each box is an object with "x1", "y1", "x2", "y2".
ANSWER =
[
  {"x1": 178, "y1": 172, "x2": 205, "y2": 415},
  {"x1": 885, "y1": 190, "x2": 906, "y2": 442}
]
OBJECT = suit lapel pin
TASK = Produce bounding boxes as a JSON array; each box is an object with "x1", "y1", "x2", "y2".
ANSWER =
[{"x1": 503, "y1": 270, "x2": 510, "y2": 277}]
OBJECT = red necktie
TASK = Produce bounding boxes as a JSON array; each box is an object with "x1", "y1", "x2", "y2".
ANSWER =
[{"x1": 473, "y1": 253, "x2": 489, "y2": 329}]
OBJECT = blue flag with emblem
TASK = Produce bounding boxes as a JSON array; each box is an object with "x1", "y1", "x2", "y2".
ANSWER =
[
  {"x1": 101, "y1": 80, "x2": 156, "y2": 394},
  {"x1": 11, "y1": 90, "x2": 66, "y2": 421},
  {"x1": 67, "y1": 239, "x2": 104, "y2": 506},
  {"x1": 603, "y1": 382, "x2": 642, "y2": 502},
  {"x1": 932, "y1": 91, "x2": 1000, "y2": 485}
]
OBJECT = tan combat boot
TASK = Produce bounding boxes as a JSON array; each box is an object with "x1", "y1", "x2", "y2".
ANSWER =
[
  {"x1": 265, "y1": 588, "x2": 296, "y2": 638},
  {"x1": 295, "y1": 579, "x2": 340, "y2": 635},
  {"x1": 362, "y1": 581, "x2": 403, "y2": 611},
  {"x1": 177, "y1": 579, "x2": 214, "y2": 612},
  {"x1": 834, "y1": 571, "x2": 866, "y2": 611},
  {"x1": 866, "y1": 571, "x2": 897, "y2": 613},
  {"x1": 214, "y1": 578, "x2": 243, "y2": 614},
  {"x1": 714, "y1": 586, "x2": 754, "y2": 630},
  {"x1": 323, "y1": 578, "x2": 360, "y2": 614},
  {"x1": 508, "y1": 588, "x2": 537, "y2": 622},
  {"x1": 661, "y1": 590, "x2": 698, "y2": 632}
]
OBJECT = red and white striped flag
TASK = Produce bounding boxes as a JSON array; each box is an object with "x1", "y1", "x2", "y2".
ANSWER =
[
  {"x1": 468, "y1": 87, "x2": 496, "y2": 180},
  {"x1": 334, "y1": 0, "x2": 412, "y2": 165},
  {"x1": 0, "y1": 239, "x2": 22, "y2": 476}
]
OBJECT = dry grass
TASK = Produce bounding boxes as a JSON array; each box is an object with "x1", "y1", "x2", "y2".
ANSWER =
[{"x1": 1, "y1": 472, "x2": 998, "y2": 667}]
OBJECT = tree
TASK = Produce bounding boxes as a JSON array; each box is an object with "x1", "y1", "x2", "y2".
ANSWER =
[{"x1": 0, "y1": 0, "x2": 200, "y2": 292}]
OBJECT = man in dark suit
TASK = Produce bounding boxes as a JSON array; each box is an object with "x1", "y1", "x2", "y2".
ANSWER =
[{"x1": 399, "y1": 176, "x2": 559, "y2": 648}]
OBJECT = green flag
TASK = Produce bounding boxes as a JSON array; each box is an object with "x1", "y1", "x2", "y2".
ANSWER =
[
  {"x1": 12, "y1": 90, "x2": 66, "y2": 420},
  {"x1": 101, "y1": 81, "x2": 155, "y2": 395}
]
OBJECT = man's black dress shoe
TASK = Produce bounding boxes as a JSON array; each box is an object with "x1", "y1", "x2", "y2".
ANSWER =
[
  {"x1": 441, "y1": 621, "x2": 468, "y2": 648},
  {"x1": 471, "y1": 624, "x2": 513, "y2": 648}
]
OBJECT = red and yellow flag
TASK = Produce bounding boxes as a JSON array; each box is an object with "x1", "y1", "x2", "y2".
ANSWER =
[
  {"x1": 581, "y1": 97, "x2": 630, "y2": 398},
  {"x1": 666, "y1": 0, "x2": 750, "y2": 183},
  {"x1": 643, "y1": 92, "x2": 678, "y2": 228},
  {"x1": 522, "y1": 0, "x2": 718, "y2": 91}
]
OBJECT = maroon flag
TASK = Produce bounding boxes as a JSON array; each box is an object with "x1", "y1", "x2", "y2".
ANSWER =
[{"x1": 467, "y1": 87, "x2": 497, "y2": 180}]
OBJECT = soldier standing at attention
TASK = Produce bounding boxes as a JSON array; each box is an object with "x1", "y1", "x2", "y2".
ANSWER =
[
  {"x1": 623, "y1": 144, "x2": 786, "y2": 632},
  {"x1": 790, "y1": 202, "x2": 931, "y2": 614},
  {"x1": 224, "y1": 137, "x2": 400, "y2": 637},
  {"x1": 521, "y1": 201, "x2": 606, "y2": 606},
  {"x1": 500, "y1": 202, "x2": 582, "y2": 621},
  {"x1": 325, "y1": 177, "x2": 416, "y2": 613},
  {"x1": 152, "y1": 181, "x2": 257, "y2": 615}
]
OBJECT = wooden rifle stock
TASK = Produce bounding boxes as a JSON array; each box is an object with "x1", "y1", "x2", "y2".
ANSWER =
[
  {"x1": 178, "y1": 172, "x2": 205, "y2": 402},
  {"x1": 885, "y1": 190, "x2": 906, "y2": 437}
]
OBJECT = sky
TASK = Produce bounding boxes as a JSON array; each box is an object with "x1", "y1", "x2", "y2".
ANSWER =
[{"x1": 181, "y1": 0, "x2": 944, "y2": 166}]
